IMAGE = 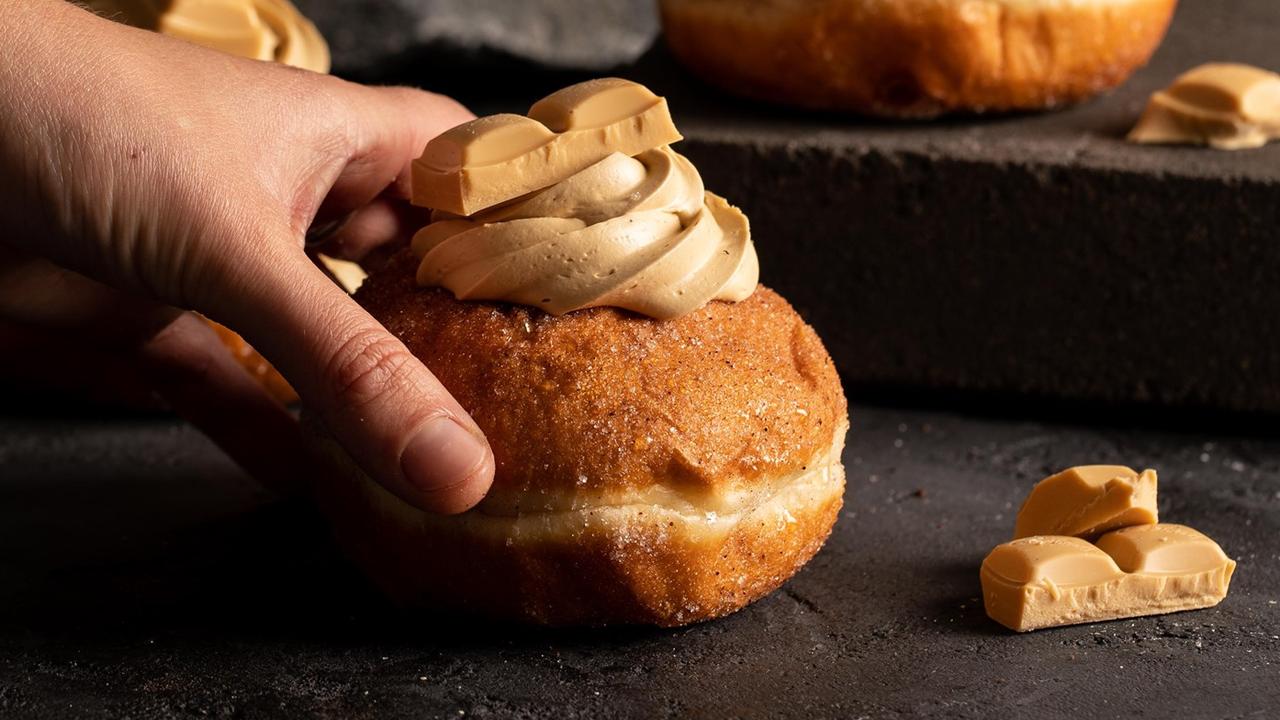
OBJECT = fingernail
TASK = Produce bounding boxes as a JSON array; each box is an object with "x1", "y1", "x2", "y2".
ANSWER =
[{"x1": 401, "y1": 416, "x2": 488, "y2": 495}]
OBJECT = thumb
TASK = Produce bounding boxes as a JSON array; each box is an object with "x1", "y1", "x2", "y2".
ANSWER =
[
  {"x1": 212, "y1": 246, "x2": 494, "y2": 514},
  {"x1": 317, "y1": 84, "x2": 474, "y2": 218}
]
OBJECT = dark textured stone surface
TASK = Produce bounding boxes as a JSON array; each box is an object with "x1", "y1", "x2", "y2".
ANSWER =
[
  {"x1": 2, "y1": 406, "x2": 1277, "y2": 718},
  {"x1": 293, "y1": 0, "x2": 657, "y2": 76}
]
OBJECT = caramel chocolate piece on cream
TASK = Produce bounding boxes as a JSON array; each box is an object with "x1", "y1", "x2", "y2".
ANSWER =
[
  {"x1": 412, "y1": 78, "x2": 683, "y2": 216},
  {"x1": 1013, "y1": 465, "x2": 1157, "y2": 540},
  {"x1": 1129, "y1": 62, "x2": 1280, "y2": 150},
  {"x1": 981, "y1": 524, "x2": 1236, "y2": 632}
]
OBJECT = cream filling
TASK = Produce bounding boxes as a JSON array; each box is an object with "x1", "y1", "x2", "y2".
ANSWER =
[
  {"x1": 368, "y1": 438, "x2": 847, "y2": 545},
  {"x1": 411, "y1": 146, "x2": 759, "y2": 320}
]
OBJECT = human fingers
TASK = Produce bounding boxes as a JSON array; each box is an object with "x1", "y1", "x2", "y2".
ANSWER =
[
  {"x1": 136, "y1": 311, "x2": 309, "y2": 496},
  {"x1": 0, "y1": 253, "x2": 308, "y2": 494},
  {"x1": 0, "y1": 319, "x2": 157, "y2": 408},
  {"x1": 314, "y1": 84, "x2": 473, "y2": 221},
  {"x1": 208, "y1": 245, "x2": 494, "y2": 514}
]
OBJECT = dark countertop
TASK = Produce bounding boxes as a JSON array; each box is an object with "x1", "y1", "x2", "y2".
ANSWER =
[{"x1": 2, "y1": 405, "x2": 1276, "y2": 718}]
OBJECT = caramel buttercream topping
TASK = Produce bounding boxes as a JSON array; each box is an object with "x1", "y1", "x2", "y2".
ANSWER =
[
  {"x1": 413, "y1": 79, "x2": 683, "y2": 217},
  {"x1": 1013, "y1": 465, "x2": 1158, "y2": 540},
  {"x1": 409, "y1": 79, "x2": 758, "y2": 320},
  {"x1": 982, "y1": 525, "x2": 1236, "y2": 632},
  {"x1": 87, "y1": 0, "x2": 330, "y2": 73},
  {"x1": 1129, "y1": 62, "x2": 1280, "y2": 150}
]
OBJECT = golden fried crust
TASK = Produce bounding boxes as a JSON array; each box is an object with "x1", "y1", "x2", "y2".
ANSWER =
[
  {"x1": 308, "y1": 249, "x2": 849, "y2": 626},
  {"x1": 659, "y1": 0, "x2": 1178, "y2": 117},
  {"x1": 204, "y1": 318, "x2": 298, "y2": 405},
  {"x1": 356, "y1": 249, "x2": 847, "y2": 515}
]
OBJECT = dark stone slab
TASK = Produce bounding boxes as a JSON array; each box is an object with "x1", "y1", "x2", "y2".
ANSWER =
[{"x1": 2, "y1": 407, "x2": 1276, "y2": 718}]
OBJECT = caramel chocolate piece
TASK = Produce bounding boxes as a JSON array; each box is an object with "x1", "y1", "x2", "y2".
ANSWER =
[
  {"x1": 1129, "y1": 62, "x2": 1280, "y2": 150},
  {"x1": 1013, "y1": 465, "x2": 1158, "y2": 540},
  {"x1": 412, "y1": 78, "x2": 683, "y2": 216},
  {"x1": 982, "y1": 524, "x2": 1236, "y2": 632}
]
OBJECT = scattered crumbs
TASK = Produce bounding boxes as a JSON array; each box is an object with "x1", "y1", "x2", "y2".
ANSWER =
[
  {"x1": 1229, "y1": 460, "x2": 1245, "y2": 472},
  {"x1": 897, "y1": 423, "x2": 908, "y2": 433},
  {"x1": 911, "y1": 488, "x2": 926, "y2": 499},
  {"x1": 869, "y1": 474, "x2": 879, "y2": 484},
  {"x1": 1199, "y1": 452, "x2": 1211, "y2": 463},
  {"x1": 893, "y1": 438, "x2": 904, "y2": 448}
]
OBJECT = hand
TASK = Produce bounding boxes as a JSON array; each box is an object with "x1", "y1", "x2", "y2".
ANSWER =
[{"x1": 0, "y1": 0, "x2": 494, "y2": 513}]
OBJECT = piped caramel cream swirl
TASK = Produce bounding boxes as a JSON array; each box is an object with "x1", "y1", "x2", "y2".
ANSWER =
[
  {"x1": 411, "y1": 146, "x2": 759, "y2": 320},
  {"x1": 86, "y1": 0, "x2": 330, "y2": 73}
]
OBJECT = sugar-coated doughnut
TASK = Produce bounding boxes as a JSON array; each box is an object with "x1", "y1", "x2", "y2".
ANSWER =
[{"x1": 306, "y1": 250, "x2": 848, "y2": 626}]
